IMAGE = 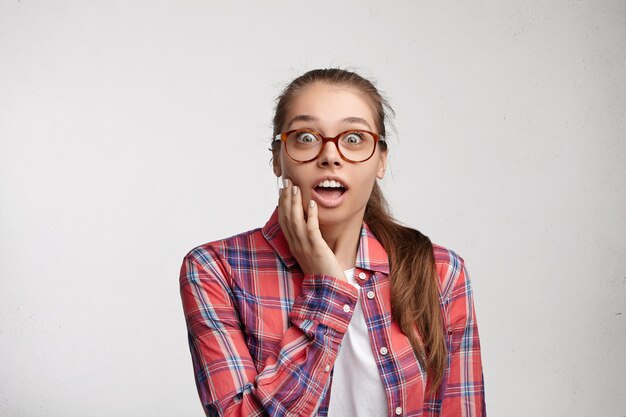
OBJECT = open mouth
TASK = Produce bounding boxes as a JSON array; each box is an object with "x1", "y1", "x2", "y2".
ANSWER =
[{"x1": 313, "y1": 179, "x2": 347, "y2": 205}]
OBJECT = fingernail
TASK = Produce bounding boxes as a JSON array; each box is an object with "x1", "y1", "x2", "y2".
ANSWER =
[
  {"x1": 309, "y1": 200, "x2": 315, "y2": 208},
  {"x1": 283, "y1": 178, "x2": 289, "y2": 188},
  {"x1": 292, "y1": 185, "x2": 298, "y2": 195}
]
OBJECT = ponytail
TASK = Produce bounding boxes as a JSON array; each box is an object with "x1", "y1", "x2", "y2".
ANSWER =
[{"x1": 364, "y1": 183, "x2": 446, "y2": 392}]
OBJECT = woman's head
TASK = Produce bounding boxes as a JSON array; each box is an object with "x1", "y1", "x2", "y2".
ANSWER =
[{"x1": 271, "y1": 69, "x2": 392, "y2": 227}]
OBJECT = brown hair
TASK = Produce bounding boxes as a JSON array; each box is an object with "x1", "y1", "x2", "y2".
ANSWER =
[{"x1": 271, "y1": 68, "x2": 446, "y2": 391}]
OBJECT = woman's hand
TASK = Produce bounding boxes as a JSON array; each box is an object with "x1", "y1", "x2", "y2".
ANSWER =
[{"x1": 278, "y1": 178, "x2": 347, "y2": 282}]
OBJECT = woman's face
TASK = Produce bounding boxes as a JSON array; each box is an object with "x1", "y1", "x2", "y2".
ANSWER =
[{"x1": 273, "y1": 82, "x2": 387, "y2": 227}]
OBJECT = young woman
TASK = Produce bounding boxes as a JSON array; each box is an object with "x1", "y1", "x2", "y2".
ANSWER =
[{"x1": 180, "y1": 69, "x2": 485, "y2": 416}]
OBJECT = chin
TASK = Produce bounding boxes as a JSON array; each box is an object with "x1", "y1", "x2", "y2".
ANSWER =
[{"x1": 316, "y1": 207, "x2": 364, "y2": 228}]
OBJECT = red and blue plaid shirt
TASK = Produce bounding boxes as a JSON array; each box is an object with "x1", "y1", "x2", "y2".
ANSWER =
[{"x1": 180, "y1": 208, "x2": 485, "y2": 416}]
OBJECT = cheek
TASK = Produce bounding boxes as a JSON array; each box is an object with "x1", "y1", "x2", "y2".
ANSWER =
[
  {"x1": 278, "y1": 153, "x2": 296, "y2": 179},
  {"x1": 352, "y1": 169, "x2": 379, "y2": 201},
  {"x1": 280, "y1": 164, "x2": 299, "y2": 183},
  {"x1": 279, "y1": 157, "x2": 309, "y2": 192}
]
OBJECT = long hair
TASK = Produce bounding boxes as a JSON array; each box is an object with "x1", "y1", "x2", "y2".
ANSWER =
[{"x1": 271, "y1": 68, "x2": 446, "y2": 391}]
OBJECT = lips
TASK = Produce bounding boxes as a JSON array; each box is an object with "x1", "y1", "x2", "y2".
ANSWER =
[
  {"x1": 312, "y1": 178, "x2": 347, "y2": 208},
  {"x1": 312, "y1": 188, "x2": 347, "y2": 208}
]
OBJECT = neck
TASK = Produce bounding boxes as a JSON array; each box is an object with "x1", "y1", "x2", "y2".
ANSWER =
[{"x1": 318, "y1": 210, "x2": 364, "y2": 271}]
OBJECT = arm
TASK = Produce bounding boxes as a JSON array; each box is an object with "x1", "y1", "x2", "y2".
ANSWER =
[
  {"x1": 439, "y1": 256, "x2": 486, "y2": 416},
  {"x1": 180, "y1": 246, "x2": 357, "y2": 417}
]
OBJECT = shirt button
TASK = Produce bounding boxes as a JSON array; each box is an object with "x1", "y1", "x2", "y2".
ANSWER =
[
  {"x1": 358, "y1": 272, "x2": 367, "y2": 280},
  {"x1": 366, "y1": 290, "x2": 375, "y2": 299},
  {"x1": 379, "y1": 346, "x2": 388, "y2": 355},
  {"x1": 395, "y1": 406, "x2": 403, "y2": 415},
  {"x1": 343, "y1": 304, "x2": 350, "y2": 313},
  {"x1": 325, "y1": 364, "x2": 331, "y2": 372}
]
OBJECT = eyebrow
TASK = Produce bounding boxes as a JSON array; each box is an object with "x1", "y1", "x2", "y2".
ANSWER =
[
  {"x1": 286, "y1": 115, "x2": 372, "y2": 131},
  {"x1": 341, "y1": 117, "x2": 372, "y2": 130},
  {"x1": 286, "y1": 115, "x2": 317, "y2": 129}
]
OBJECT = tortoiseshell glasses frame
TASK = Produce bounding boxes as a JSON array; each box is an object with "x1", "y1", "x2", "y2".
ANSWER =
[{"x1": 273, "y1": 128, "x2": 386, "y2": 163}]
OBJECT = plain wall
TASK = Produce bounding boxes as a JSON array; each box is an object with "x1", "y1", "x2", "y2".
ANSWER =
[{"x1": 1, "y1": 1, "x2": 625, "y2": 416}]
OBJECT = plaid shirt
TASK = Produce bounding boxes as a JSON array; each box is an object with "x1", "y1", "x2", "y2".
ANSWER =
[{"x1": 180, "y1": 208, "x2": 485, "y2": 416}]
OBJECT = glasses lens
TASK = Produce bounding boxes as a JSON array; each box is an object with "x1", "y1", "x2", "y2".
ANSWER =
[
  {"x1": 285, "y1": 130, "x2": 322, "y2": 161},
  {"x1": 338, "y1": 131, "x2": 376, "y2": 162}
]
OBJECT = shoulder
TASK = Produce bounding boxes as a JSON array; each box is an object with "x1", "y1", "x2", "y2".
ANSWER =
[
  {"x1": 431, "y1": 242, "x2": 469, "y2": 302},
  {"x1": 180, "y1": 227, "x2": 276, "y2": 303},
  {"x1": 432, "y1": 242, "x2": 477, "y2": 332},
  {"x1": 181, "y1": 226, "x2": 269, "y2": 276},
  {"x1": 183, "y1": 226, "x2": 269, "y2": 264}
]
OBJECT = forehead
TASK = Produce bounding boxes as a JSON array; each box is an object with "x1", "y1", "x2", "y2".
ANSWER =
[{"x1": 286, "y1": 83, "x2": 377, "y2": 130}]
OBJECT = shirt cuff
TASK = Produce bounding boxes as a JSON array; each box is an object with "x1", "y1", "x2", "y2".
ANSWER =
[{"x1": 289, "y1": 273, "x2": 359, "y2": 345}]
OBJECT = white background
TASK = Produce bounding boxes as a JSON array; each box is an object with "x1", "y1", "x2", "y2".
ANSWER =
[{"x1": 1, "y1": 1, "x2": 625, "y2": 416}]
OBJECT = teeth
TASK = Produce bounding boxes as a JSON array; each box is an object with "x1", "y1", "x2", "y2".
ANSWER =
[{"x1": 317, "y1": 179, "x2": 344, "y2": 188}]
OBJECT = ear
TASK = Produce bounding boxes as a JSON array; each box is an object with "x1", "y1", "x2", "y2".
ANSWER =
[{"x1": 376, "y1": 150, "x2": 388, "y2": 179}]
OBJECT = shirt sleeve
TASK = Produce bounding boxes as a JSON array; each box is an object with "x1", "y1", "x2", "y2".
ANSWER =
[
  {"x1": 179, "y1": 245, "x2": 358, "y2": 417},
  {"x1": 424, "y1": 251, "x2": 486, "y2": 417},
  {"x1": 438, "y1": 256, "x2": 486, "y2": 416}
]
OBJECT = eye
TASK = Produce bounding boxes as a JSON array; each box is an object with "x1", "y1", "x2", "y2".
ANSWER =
[
  {"x1": 295, "y1": 131, "x2": 319, "y2": 144},
  {"x1": 342, "y1": 132, "x2": 365, "y2": 145}
]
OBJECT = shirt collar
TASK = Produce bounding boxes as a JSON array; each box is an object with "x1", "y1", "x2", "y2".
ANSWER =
[{"x1": 261, "y1": 207, "x2": 390, "y2": 274}]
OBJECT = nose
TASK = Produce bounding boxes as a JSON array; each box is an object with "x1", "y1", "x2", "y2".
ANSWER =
[{"x1": 317, "y1": 141, "x2": 343, "y2": 168}]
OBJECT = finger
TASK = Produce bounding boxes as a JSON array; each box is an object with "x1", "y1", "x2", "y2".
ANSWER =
[
  {"x1": 278, "y1": 178, "x2": 294, "y2": 243},
  {"x1": 281, "y1": 178, "x2": 292, "y2": 225},
  {"x1": 305, "y1": 199, "x2": 324, "y2": 245},
  {"x1": 290, "y1": 185, "x2": 308, "y2": 244}
]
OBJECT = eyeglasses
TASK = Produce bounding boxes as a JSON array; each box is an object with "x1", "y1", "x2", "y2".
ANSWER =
[{"x1": 273, "y1": 129, "x2": 385, "y2": 163}]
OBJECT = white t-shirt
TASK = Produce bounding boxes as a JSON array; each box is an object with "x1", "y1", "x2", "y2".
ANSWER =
[{"x1": 327, "y1": 268, "x2": 387, "y2": 416}]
